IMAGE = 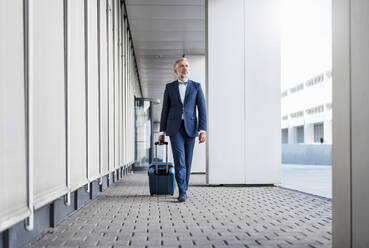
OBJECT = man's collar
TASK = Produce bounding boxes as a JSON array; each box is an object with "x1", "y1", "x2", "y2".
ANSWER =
[{"x1": 177, "y1": 78, "x2": 189, "y2": 83}]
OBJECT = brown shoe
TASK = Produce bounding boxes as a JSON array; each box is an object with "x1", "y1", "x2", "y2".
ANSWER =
[{"x1": 178, "y1": 197, "x2": 186, "y2": 202}]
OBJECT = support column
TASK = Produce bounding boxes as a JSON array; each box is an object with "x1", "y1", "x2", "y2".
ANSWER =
[
  {"x1": 206, "y1": 0, "x2": 281, "y2": 184},
  {"x1": 333, "y1": 0, "x2": 369, "y2": 247}
]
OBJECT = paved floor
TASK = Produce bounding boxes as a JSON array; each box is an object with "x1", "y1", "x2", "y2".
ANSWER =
[
  {"x1": 281, "y1": 164, "x2": 332, "y2": 198},
  {"x1": 30, "y1": 171, "x2": 332, "y2": 248}
]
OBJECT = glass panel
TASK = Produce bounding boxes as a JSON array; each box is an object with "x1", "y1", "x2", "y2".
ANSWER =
[
  {"x1": 296, "y1": 125, "x2": 304, "y2": 143},
  {"x1": 135, "y1": 99, "x2": 152, "y2": 167},
  {"x1": 281, "y1": 128, "x2": 288, "y2": 144},
  {"x1": 314, "y1": 122, "x2": 324, "y2": 143}
]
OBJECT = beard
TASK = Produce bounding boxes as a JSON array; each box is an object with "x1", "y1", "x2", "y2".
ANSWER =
[{"x1": 178, "y1": 72, "x2": 189, "y2": 80}]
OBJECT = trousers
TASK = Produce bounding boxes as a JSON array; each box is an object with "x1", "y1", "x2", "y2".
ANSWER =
[{"x1": 169, "y1": 120, "x2": 196, "y2": 197}]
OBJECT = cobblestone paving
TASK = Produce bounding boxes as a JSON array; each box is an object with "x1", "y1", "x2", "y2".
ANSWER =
[{"x1": 30, "y1": 171, "x2": 332, "y2": 248}]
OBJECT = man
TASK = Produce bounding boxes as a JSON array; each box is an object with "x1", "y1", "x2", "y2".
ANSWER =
[{"x1": 158, "y1": 58, "x2": 207, "y2": 202}]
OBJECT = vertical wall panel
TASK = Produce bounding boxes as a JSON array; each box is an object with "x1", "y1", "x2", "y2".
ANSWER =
[
  {"x1": 67, "y1": 0, "x2": 88, "y2": 190},
  {"x1": 99, "y1": 0, "x2": 109, "y2": 175},
  {"x1": 207, "y1": 0, "x2": 245, "y2": 184},
  {"x1": 244, "y1": 0, "x2": 281, "y2": 184},
  {"x1": 130, "y1": 52, "x2": 134, "y2": 163},
  {"x1": 332, "y1": 0, "x2": 369, "y2": 246},
  {"x1": 107, "y1": 0, "x2": 115, "y2": 172},
  {"x1": 114, "y1": 0, "x2": 120, "y2": 169},
  {"x1": 207, "y1": 0, "x2": 281, "y2": 184},
  {"x1": 0, "y1": 0, "x2": 29, "y2": 231},
  {"x1": 121, "y1": 15, "x2": 126, "y2": 165},
  {"x1": 351, "y1": 0, "x2": 369, "y2": 246},
  {"x1": 117, "y1": 0, "x2": 122, "y2": 167},
  {"x1": 124, "y1": 22, "x2": 128, "y2": 165},
  {"x1": 119, "y1": 4, "x2": 123, "y2": 166},
  {"x1": 87, "y1": 0, "x2": 100, "y2": 180},
  {"x1": 32, "y1": 0, "x2": 67, "y2": 208},
  {"x1": 332, "y1": 0, "x2": 352, "y2": 246}
]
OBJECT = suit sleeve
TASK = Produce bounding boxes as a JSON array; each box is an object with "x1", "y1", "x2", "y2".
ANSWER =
[
  {"x1": 196, "y1": 83, "x2": 207, "y2": 132},
  {"x1": 160, "y1": 85, "x2": 170, "y2": 133}
]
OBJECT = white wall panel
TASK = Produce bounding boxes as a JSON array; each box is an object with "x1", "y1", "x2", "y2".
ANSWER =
[
  {"x1": 67, "y1": 0, "x2": 88, "y2": 190},
  {"x1": 114, "y1": 0, "x2": 120, "y2": 169},
  {"x1": 124, "y1": 24, "x2": 128, "y2": 165},
  {"x1": 207, "y1": 0, "x2": 281, "y2": 184},
  {"x1": 87, "y1": 0, "x2": 101, "y2": 180},
  {"x1": 107, "y1": 0, "x2": 115, "y2": 172},
  {"x1": 207, "y1": 0, "x2": 246, "y2": 184},
  {"x1": 99, "y1": 0, "x2": 109, "y2": 175},
  {"x1": 0, "y1": 0, "x2": 29, "y2": 232},
  {"x1": 244, "y1": 0, "x2": 281, "y2": 184},
  {"x1": 32, "y1": 0, "x2": 67, "y2": 208},
  {"x1": 119, "y1": 4, "x2": 123, "y2": 166},
  {"x1": 121, "y1": 16, "x2": 126, "y2": 166}
]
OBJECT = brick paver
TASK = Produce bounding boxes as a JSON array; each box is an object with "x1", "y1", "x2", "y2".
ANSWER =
[{"x1": 30, "y1": 171, "x2": 332, "y2": 248}]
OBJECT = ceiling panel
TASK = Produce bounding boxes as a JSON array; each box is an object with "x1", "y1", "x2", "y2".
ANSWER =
[
  {"x1": 129, "y1": 19, "x2": 205, "y2": 32},
  {"x1": 126, "y1": 0, "x2": 205, "y2": 122}
]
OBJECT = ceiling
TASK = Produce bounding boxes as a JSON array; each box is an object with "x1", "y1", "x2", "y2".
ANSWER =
[{"x1": 125, "y1": 0, "x2": 205, "y2": 122}]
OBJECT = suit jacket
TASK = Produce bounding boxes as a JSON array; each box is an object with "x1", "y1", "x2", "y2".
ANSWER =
[{"x1": 160, "y1": 80, "x2": 207, "y2": 138}]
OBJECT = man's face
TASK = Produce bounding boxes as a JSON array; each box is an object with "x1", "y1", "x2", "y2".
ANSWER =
[{"x1": 175, "y1": 60, "x2": 189, "y2": 80}]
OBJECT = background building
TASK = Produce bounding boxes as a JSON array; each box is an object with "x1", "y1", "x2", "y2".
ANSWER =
[{"x1": 281, "y1": 70, "x2": 332, "y2": 145}]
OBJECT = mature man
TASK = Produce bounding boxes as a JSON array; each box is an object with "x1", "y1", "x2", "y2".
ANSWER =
[{"x1": 158, "y1": 58, "x2": 207, "y2": 202}]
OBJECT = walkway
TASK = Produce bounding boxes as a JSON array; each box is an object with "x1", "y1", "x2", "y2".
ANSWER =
[
  {"x1": 30, "y1": 171, "x2": 332, "y2": 248},
  {"x1": 281, "y1": 164, "x2": 332, "y2": 198}
]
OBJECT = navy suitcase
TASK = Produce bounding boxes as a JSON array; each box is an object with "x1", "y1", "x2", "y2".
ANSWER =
[{"x1": 148, "y1": 142, "x2": 175, "y2": 195}]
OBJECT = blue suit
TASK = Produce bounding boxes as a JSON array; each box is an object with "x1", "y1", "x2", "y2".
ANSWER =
[{"x1": 160, "y1": 80, "x2": 207, "y2": 197}]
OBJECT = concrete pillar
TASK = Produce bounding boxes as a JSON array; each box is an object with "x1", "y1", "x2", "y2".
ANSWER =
[
  {"x1": 305, "y1": 123, "x2": 314, "y2": 144},
  {"x1": 206, "y1": 0, "x2": 281, "y2": 184},
  {"x1": 288, "y1": 126, "x2": 295, "y2": 144},
  {"x1": 324, "y1": 120, "x2": 332, "y2": 144},
  {"x1": 333, "y1": 0, "x2": 369, "y2": 247}
]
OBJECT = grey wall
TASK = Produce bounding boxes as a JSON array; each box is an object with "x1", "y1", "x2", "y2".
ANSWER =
[
  {"x1": 351, "y1": 1, "x2": 369, "y2": 247},
  {"x1": 333, "y1": 0, "x2": 369, "y2": 247},
  {"x1": 282, "y1": 144, "x2": 332, "y2": 165}
]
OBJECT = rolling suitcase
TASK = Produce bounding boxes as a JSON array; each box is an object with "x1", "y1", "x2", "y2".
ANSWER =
[{"x1": 148, "y1": 141, "x2": 175, "y2": 195}]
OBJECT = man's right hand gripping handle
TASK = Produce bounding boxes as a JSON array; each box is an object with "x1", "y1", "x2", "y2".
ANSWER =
[{"x1": 158, "y1": 135, "x2": 165, "y2": 145}]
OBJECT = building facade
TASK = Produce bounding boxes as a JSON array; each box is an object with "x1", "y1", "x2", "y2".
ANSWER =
[{"x1": 281, "y1": 70, "x2": 332, "y2": 144}]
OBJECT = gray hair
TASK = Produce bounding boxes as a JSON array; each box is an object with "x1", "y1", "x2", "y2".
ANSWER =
[{"x1": 173, "y1": 57, "x2": 189, "y2": 70}]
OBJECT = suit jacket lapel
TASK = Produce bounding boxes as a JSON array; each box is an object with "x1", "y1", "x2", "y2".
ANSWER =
[
  {"x1": 184, "y1": 80, "x2": 192, "y2": 104},
  {"x1": 174, "y1": 81, "x2": 183, "y2": 105}
]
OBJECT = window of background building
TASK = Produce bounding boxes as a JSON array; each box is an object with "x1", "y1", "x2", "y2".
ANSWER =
[
  {"x1": 296, "y1": 125, "x2": 304, "y2": 143},
  {"x1": 314, "y1": 122, "x2": 324, "y2": 143},
  {"x1": 282, "y1": 128, "x2": 288, "y2": 144}
]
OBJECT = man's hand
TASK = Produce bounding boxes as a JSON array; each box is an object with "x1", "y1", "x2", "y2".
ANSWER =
[
  {"x1": 199, "y1": 132, "x2": 206, "y2": 143},
  {"x1": 158, "y1": 135, "x2": 165, "y2": 145}
]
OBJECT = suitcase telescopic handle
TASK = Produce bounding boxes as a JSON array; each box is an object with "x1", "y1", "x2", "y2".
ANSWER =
[
  {"x1": 155, "y1": 141, "x2": 168, "y2": 145},
  {"x1": 154, "y1": 141, "x2": 169, "y2": 174}
]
